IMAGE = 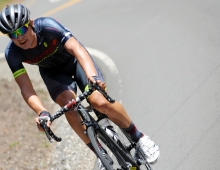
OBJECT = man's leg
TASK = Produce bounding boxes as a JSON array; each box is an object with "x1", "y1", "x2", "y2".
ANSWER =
[
  {"x1": 88, "y1": 90, "x2": 160, "y2": 164},
  {"x1": 88, "y1": 90, "x2": 131, "y2": 128},
  {"x1": 55, "y1": 90, "x2": 90, "y2": 144},
  {"x1": 74, "y1": 56, "x2": 159, "y2": 164}
]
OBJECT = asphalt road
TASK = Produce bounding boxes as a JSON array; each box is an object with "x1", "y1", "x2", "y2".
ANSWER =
[{"x1": 0, "y1": 0, "x2": 220, "y2": 170}]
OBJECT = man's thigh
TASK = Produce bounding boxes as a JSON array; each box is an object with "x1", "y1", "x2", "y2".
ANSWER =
[{"x1": 39, "y1": 68, "x2": 77, "y2": 102}]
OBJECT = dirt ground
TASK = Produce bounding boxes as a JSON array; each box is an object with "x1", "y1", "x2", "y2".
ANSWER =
[
  {"x1": 0, "y1": 1, "x2": 54, "y2": 170},
  {"x1": 0, "y1": 1, "x2": 93, "y2": 170},
  {"x1": 0, "y1": 79, "x2": 55, "y2": 170}
]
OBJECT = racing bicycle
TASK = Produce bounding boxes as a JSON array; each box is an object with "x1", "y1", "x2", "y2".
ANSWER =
[{"x1": 39, "y1": 83, "x2": 153, "y2": 170}]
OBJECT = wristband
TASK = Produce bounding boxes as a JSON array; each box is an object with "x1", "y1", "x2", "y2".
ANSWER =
[
  {"x1": 39, "y1": 110, "x2": 52, "y2": 122},
  {"x1": 92, "y1": 76, "x2": 104, "y2": 82},
  {"x1": 88, "y1": 76, "x2": 104, "y2": 84}
]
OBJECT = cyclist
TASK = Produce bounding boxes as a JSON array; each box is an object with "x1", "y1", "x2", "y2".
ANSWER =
[{"x1": 0, "y1": 4, "x2": 160, "y2": 169}]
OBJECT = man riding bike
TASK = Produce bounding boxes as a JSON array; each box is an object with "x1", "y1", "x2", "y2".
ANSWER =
[{"x1": 0, "y1": 4, "x2": 160, "y2": 169}]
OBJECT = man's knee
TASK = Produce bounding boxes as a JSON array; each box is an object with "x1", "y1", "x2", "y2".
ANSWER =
[
  {"x1": 89, "y1": 91, "x2": 110, "y2": 109},
  {"x1": 56, "y1": 90, "x2": 76, "y2": 107}
]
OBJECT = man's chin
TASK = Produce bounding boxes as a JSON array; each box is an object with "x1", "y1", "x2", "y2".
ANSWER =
[{"x1": 19, "y1": 43, "x2": 31, "y2": 50}]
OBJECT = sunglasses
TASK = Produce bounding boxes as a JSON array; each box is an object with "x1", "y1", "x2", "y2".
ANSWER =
[{"x1": 7, "y1": 21, "x2": 30, "y2": 39}]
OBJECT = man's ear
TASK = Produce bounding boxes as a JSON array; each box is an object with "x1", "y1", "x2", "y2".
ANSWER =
[
  {"x1": 29, "y1": 20, "x2": 34, "y2": 26},
  {"x1": 29, "y1": 20, "x2": 36, "y2": 32}
]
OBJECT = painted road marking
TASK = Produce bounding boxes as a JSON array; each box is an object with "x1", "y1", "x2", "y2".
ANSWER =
[
  {"x1": 86, "y1": 47, "x2": 122, "y2": 100},
  {"x1": 0, "y1": 47, "x2": 122, "y2": 92},
  {"x1": 25, "y1": 0, "x2": 37, "y2": 8},
  {"x1": 39, "y1": 0, "x2": 81, "y2": 17},
  {"x1": 0, "y1": 47, "x2": 120, "y2": 77},
  {"x1": 0, "y1": 53, "x2": 4, "y2": 59},
  {"x1": 86, "y1": 47, "x2": 119, "y2": 76},
  {"x1": 0, "y1": 48, "x2": 120, "y2": 80},
  {"x1": 49, "y1": 0, "x2": 62, "y2": 2},
  {"x1": 0, "y1": 0, "x2": 81, "y2": 36}
]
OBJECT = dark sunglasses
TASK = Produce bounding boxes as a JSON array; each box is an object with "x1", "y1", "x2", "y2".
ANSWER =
[{"x1": 7, "y1": 21, "x2": 30, "y2": 39}]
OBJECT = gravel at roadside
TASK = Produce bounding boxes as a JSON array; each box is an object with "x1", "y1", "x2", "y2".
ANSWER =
[
  {"x1": 0, "y1": 61, "x2": 96, "y2": 170},
  {"x1": 48, "y1": 107, "x2": 96, "y2": 170}
]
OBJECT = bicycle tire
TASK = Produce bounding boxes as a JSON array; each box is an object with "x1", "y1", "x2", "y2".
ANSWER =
[
  {"x1": 87, "y1": 124, "x2": 140, "y2": 170},
  {"x1": 77, "y1": 107, "x2": 114, "y2": 170},
  {"x1": 93, "y1": 110, "x2": 151, "y2": 169},
  {"x1": 78, "y1": 106, "x2": 151, "y2": 170},
  {"x1": 111, "y1": 122, "x2": 153, "y2": 170},
  {"x1": 87, "y1": 126, "x2": 114, "y2": 170}
]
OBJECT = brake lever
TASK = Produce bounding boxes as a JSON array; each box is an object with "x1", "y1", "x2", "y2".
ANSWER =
[
  {"x1": 91, "y1": 83, "x2": 115, "y2": 103},
  {"x1": 39, "y1": 119, "x2": 53, "y2": 143},
  {"x1": 39, "y1": 119, "x2": 62, "y2": 143}
]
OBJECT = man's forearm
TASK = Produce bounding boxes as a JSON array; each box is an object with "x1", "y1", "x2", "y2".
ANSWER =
[{"x1": 22, "y1": 92, "x2": 47, "y2": 115}]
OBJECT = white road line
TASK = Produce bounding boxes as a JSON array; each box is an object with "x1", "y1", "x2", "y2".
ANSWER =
[
  {"x1": 49, "y1": 0, "x2": 62, "y2": 2},
  {"x1": 0, "y1": 48, "x2": 119, "y2": 76},
  {"x1": 0, "y1": 48, "x2": 122, "y2": 99},
  {"x1": 86, "y1": 47, "x2": 119, "y2": 76},
  {"x1": 86, "y1": 47, "x2": 123, "y2": 101},
  {"x1": 0, "y1": 53, "x2": 4, "y2": 60}
]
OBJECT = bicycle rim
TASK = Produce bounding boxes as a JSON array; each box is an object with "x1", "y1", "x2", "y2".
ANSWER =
[
  {"x1": 99, "y1": 127, "x2": 140, "y2": 169},
  {"x1": 77, "y1": 107, "x2": 112, "y2": 169},
  {"x1": 87, "y1": 126, "x2": 114, "y2": 170},
  {"x1": 109, "y1": 121, "x2": 153, "y2": 170},
  {"x1": 80, "y1": 106, "x2": 152, "y2": 170}
]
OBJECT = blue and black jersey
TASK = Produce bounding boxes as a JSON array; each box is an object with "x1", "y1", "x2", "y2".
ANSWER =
[
  {"x1": 4, "y1": 17, "x2": 104, "y2": 102},
  {"x1": 5, "y1": 17, "x2": 74, "y2": 77}
]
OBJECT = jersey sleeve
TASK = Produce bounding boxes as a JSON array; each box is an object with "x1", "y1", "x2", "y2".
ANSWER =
[
  {"x1": 40, "y1": 17, "x2": 73, "y2": 45},
  {"x1": 5, "y1": 42, "x2": 26, "y2": 78}
]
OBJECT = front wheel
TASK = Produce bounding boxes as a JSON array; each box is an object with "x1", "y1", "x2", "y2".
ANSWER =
[
  {"x1": 87, "y1": 124, "x2": 139, "y2": 170},
  {"x1": 87, "y1": 126, "x2": 114, "y2": 170},
  {"x1": 109, "y1": 121, "x2": 153, "y2": 170}
]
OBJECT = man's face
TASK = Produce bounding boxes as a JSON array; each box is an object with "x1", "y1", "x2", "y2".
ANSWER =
[{"x1": 9, "y1": 20, "x2": 37, "y2": 49}]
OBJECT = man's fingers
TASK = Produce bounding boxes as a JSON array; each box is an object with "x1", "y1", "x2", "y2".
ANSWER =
[
  {"x1": 35, "y1": 117, "x2": 52, "y2": 132},
  {"x1": 96, "y1": 81, "x2": 106, "y2": 90},
  {"x1": 35, "y1": 117, "x2": 40, "y2": 124},
  {"x1": 47, "y1": 121, "x2": 52, "y2": 127},
  {"x1": 88, "y1": 76, "x2": 96, "y2": 84},
  {"x1": 36, "y1": 123, "x2": 44, "y2": 132},
  {"x1": 88, "y1": 77, "x2": 106, "y2": 91}
]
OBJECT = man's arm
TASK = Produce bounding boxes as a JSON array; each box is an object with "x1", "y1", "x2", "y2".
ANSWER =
[
  {"x1": 64, "y1": 37, "x2": 98, "y2": 80},
  {"x1": 15, "y1": 73, "x2": 47, "y2": 115}
]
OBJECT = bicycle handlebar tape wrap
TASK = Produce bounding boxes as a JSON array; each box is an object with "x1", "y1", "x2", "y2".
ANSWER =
[{"x1": 39, "y1": 111, "x2": 52, "y2": 122}]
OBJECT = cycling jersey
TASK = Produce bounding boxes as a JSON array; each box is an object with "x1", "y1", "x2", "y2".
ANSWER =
[
  {"x1": 5, "y1": 17, "x2": 76, "y2": 75},
  {"x1": 4, "y1": 17, "x2": 104, "y2": 101}
]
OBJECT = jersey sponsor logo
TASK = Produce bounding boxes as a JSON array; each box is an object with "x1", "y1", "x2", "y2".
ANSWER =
[
  {"x1": 24, "y1": 39, "x2": 58, "y2": 65},
  {"x1": 13, "y1": 68, "x2": 27, "y2": 78}
]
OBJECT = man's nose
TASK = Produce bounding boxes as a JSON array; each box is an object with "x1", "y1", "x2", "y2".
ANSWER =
[{"x1": 17, "y1": 34, "x2": 24, "y2": 40}]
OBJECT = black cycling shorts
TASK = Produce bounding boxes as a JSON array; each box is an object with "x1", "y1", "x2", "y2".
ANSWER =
[{"x1": 39, "y1": 57, "x2": 104, "y2": 102}]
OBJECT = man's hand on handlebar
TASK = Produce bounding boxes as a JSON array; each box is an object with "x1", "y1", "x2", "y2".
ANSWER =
[
  {"x1": 88, "y1": 76, "x2": 106, "y2": 91},
  {"x1": 35, "y1": 110, "x2": 52, "y2": 132}
]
